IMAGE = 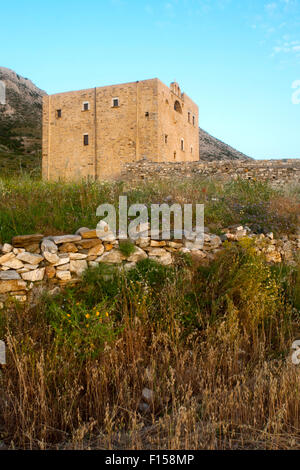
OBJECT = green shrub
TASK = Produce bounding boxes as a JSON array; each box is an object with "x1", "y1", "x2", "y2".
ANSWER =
[
  {"x1": 127, "y1": 258, "x2": 174, "y2": 289},
  {"x1": 46, "y1": 291, "x2": 118, "y2": 359},
  {"x1": 118, "y1": 239, "x2": 135, "y2": 257}
]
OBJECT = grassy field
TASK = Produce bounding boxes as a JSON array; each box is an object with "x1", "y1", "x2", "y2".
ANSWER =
[
  {"x1": 0, "y1": 174, "x2": 299, "y2": 243},
  {"x1": 0, "y1": 174, "x2": 300, "y2": 450},
  {"x1": 0, "y1": 148, "x2": 41, "y2": 180}
]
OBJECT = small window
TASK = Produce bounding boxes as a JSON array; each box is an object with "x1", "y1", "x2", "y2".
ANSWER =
[
  {"x1": 188, "y1": 112, "x2": 191, "y2": 123},
  {"x1": 56, "y1": 109, "x2": 62, "y2": 118},
  {"x1": 181, "y1": 139, "x2": 184, "y2": 151},
  {"x1": 83, "y1": 102, "x2": 90, "y2": 111},
  {"x1": 164, "y1": 134, "x2": 168, "y2": 144},
  {"x1": 192, "y1": 115, "x2": 195, "y2": 126},
  {"x1": 83, "y1": 134, "x2": 89, "y2": 146},
  {"x1": 190, "y1": 146, "x2": 193, "y2": 154},
  {"x1": 112, "y1": 98, "x2": 119, "y2": 107},
  {"x1": 174, "y1": 100, "x2": 182, "y2": 114}
]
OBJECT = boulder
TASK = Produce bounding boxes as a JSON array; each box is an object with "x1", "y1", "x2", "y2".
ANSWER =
[
  {"x1": 41, "y1": 239, "x2": 58, "y2": 254},
  {"x1": 96, "y1": 221, "x2": 116, "y2": 242},
  {"x1": 127, "y1": 247, "x2": 148, "y2": 263},
  {"x1": 97, "y1": 250, "x2": 125, "y2": 264}
]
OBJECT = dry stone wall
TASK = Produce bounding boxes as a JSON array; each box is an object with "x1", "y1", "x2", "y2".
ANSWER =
[
  {"x1": 0, "y1": 225, "x2": 299, "y2": 307},
  {"x1": 122, "y1": 159, "x2": 300, "y2": 186}
]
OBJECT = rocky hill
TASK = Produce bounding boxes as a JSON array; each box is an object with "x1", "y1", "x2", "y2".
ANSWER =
[
  {"x1": 0, "y1": 67, "x2": 46, "y2": 172},
  {"x1": 199, "y1": 127, "x2": 251, "y2": 161}
]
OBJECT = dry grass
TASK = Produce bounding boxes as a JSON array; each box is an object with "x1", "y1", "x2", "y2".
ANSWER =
[{"x1": 0, "y1": 244, "x2": 300, "y2": 450}]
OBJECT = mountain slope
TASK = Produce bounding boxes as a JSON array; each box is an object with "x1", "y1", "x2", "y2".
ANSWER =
[
  {"x1": 199, "y1": 127, "x2": 251, "y2": 161},
  {"x1": 0, "y1": 67, "x2": 46, "y2": 168}
]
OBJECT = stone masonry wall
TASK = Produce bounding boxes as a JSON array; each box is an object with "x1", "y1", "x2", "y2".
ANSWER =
[
  {"x1": 122, "y1": 159, "x2": 300, "y2": 186},
  {"x1": 0, "y1": 224, "x2": 299, "y2": 307},
  {"x1": 42, "y1": 79, "x2": 199, "y2": 181}
]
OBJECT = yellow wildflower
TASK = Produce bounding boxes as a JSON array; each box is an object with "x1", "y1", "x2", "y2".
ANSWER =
[{"x1": 86, "y1": 314, "x2": 90, "y2": 319}]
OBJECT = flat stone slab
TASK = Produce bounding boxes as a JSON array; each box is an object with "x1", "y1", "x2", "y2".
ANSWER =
[
  {"x1": 0, "y1": 270, "x2": 21, "y2": 280},
  {"x1": 51, "y1": 235, "x2": 82, "y2": 245},
  {"x1": 12, "y1": 234, "x2": 44, "y2": 247},
  {"x1": 17, "y1": 252, "x2": 44, "y2": 265},
  {"x1": 0, "y1": 280, "x2": 27, "y2": 294},
  {"x1": 0, "y1": 253, "x2": 24, "y2": 270},
  {"x1": 21, "y1": 268, "x2": 45, "y2": 282},
  {"x1": 81, "y1": 230, "x2": 98, "y2": 239}
]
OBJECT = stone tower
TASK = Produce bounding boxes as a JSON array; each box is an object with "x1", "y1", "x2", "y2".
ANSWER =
[{"x1": 42, "y1": 78, "x2": 199, "y2": 181}]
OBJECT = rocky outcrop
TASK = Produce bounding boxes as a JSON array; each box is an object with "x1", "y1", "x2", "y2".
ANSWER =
[
  {"x1": 198, "y1": 127, "x2": 251, "y2": 161},
  {"x1": 0, "y1": 224, "x2": 299, "y2": 307}
]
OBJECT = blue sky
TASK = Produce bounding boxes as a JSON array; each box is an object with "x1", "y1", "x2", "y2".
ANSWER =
[{"x1": 1, "y1": 0, "x2": 300, "y2": 159}]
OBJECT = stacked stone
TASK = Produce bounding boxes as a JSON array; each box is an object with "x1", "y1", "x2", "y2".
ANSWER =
[
  {"x1": 0, "y1": 225, "x2": 299, "y2": 307},
  {"x1": 122, "y1": 159, "x2": 300, "y2": 186}
]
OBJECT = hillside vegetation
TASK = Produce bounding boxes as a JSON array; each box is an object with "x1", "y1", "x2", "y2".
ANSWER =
[{"x1": 0, "y1": 67, "x2": 45, "y2": 174}]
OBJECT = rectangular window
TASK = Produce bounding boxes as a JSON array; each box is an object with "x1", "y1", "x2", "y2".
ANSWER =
[
  {"x1": 83, "y1": 134, "x2": 89, "y2": 146},
  {"x1": 188, "y1": 112, "x2": 191, "y2": 123},
  {"x1": 83, "y1": 102, "x2": 90, "y2": 111},
  {"x1": 112, "y1": 98, "x2": 119, "y2": 107},
  {"x1": 165, "y1": 134, "x2": 168, "y2": 144},
  {"x1": 190, "y1": 146, "x2": 193, "y2": 153},
  {"x1": 192, "y1": 115, "x2": 195, "y2": 126},
  {"x1": 181, "y1": 139, "x2": 184, "y2": 151},
  {"x1": 56, "y1": 109, "x2": 62, "y2": 118}
]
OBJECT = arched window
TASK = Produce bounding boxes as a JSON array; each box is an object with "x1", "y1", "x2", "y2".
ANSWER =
[{"x1": 174, "y1": 100, "x2": 182, "y2": 114}]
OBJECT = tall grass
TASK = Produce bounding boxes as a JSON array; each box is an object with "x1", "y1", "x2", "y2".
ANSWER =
[
  {"x1": 0, "y1": 244, "x2": 300, "y2": 449},
  {"x1": 0, "y1": 175, "x2": 299, "y2": 242}
]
